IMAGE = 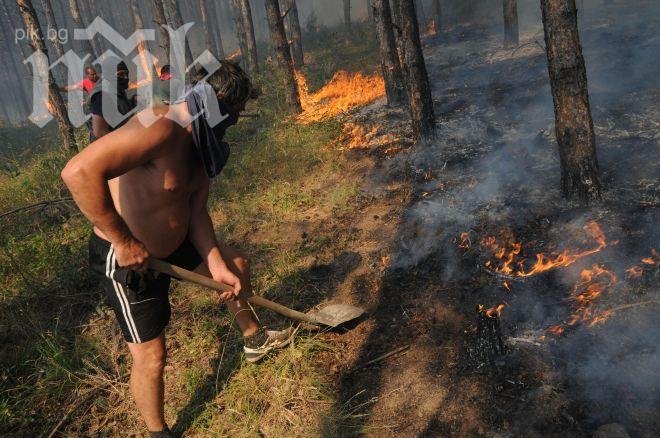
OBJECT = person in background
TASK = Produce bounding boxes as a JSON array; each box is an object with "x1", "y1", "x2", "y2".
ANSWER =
[
  {"x1": 60, "y1": 66, "x2": 99, "y2": 141},
  {"x1": 153, "y1": 64, "x2": 184, "y2": 105},
  {"x1": 88, "y1": 61, "x2": 137, "y2": 139}
]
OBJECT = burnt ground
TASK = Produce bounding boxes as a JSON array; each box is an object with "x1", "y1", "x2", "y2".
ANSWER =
[{"x1": 311, "y1": 3, "x2": 659, "y2": 437}]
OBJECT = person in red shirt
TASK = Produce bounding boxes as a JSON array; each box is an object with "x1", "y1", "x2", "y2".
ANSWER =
[{"x1": 61, "y1": 66, "x2": 99, "y2": 94}]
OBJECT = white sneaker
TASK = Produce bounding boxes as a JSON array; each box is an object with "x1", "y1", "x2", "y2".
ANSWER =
[{"x1": 243, "y1": 327, "x2": 294, "y2": 363}]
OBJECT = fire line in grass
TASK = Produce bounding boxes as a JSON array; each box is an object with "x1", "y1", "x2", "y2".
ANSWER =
[
  {"x1": 479, "y1": 221, "x2": 608, "y2": 278},
  {"x1": 295, "y1": 70, "x2": 385, "y2": 123}
]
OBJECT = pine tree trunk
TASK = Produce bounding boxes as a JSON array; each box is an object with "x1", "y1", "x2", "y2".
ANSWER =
[
  {"x1": 399, "y1": 0, "x2": 435, "y2": 140},
  {"x1": 390, "y1": 0, "x2": 406, "y2": 69},
  {"x1": 198, "y1": 0, "x2": 215, "y2": 56},
  {"x1": 40, "y1": 0, "x2": 66, "y2": 60},
  {"x1": 367, "y1": 0, "x2": 374, "y2": 22},
  {"x1": 16, "y1": 0, "x2": 78, "y2": 153},
  {"x1": 164, "y1": 0, "x2": 195, "y2": 76},
  {"x1": 433, "y1": 0, "x2": 442, "y2": 34},
  {"x1": 343, "y1": 0, "x2": 351, "y2": 31},
  {"x1": 283, "y1": 0, "x2": 303, "y2": 66},
  {"x1": 0, "y1": 1, "x2": 31, "y2": 116},
  {"x1": 77, "y1": 0, "x2": 104, "y2": 56},
  {"x1": 205, "y1": 0, "x2": 225, "y2": 58},
  {"x1": 129, "y1": 0, "x2": 153, "y2": 80},
  {"x1": 68, "y1": 0, "x2": 97, "y2": 59},
  {"x1": 372, "y1": 0, "x2": 406, "y2": 107},
  {"x1": 239, "y1": 0, "x2": 258, "y2": 73},
  {"x1": 541, "y1": 0, "x2": 601, "y2": 201},
  {"x1": 150, "y1": 0, "x2": 171, "y2": 58},
  {"x1": 503, "y1": 0, "x2": 519, "y2": 48},
  {"x1": 230, "y1": 0, "x2": 249, "y2": 69},
  {"x1": 264, "y1": 0, "x2": 301, "y2": 114}
]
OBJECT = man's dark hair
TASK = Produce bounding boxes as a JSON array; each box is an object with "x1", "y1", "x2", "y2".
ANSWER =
[
  {"x1": 160, "y1": 64, "x2": 171, "y2": 75},
  {"x1": 117, "y1": 61, "x2": 128, "y2": 72},
  {"x1": 194, "y1": 61, "x2": 253, "y2": 107}
]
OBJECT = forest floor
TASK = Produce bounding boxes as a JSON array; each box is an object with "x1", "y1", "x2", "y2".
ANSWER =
[{"x1": 1, "y1": 4, "x2": 659, "y2": 437}]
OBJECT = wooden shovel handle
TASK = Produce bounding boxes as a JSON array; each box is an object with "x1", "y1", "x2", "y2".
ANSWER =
[{"x1": 148, "y1": 259, "x2": 320, "y2": 325}]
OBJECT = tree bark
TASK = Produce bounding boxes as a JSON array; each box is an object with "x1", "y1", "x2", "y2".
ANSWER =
[
  {"x1": 282, "y1": 0, "x2": 303, "y2": 66},
  {"x1": 264, "y1": 0, "x2": 301, "y2": 114},
  {"x1": 0, "y1": 1, "x2": 31, "y2": 116},
  {"x1": 198, "y1": 0, "x2": 215, "y2": 56},
  {"x1": 238, "y1": 0, "x2": 258, "y2": 73},
  {"x1": 150, "y1": 0, "x2": 171, "y2": 58},
  {"x1": 390, "y1": 0, "x2": 406, "y2": 69},
  {"x1": 398, "y1": 0, "x2": 435, "y2": 140},
  {"x1": 540, "y1": 0, "x2": 601, "y2": 201},
  {"x1": 129, "y1": 0, "x2": 153, "y2": 79},
  {"x1": 503, "y1": 0, "x2": 519, "y2": 48},
  {"x1": 40, "y1": 0, "x2": 66, "y2": 60},
  {"x1": 67, "y1": 0, "x2": 97, "y2": 59},
  {"x1": 372, "y1": 0, "x2": 406, "y2": 106},
  {"x1": 229, "y1": 0, "x2": 249, "y2": 69},
  {"x1": 205, "y1": 0, "x2": 225, "y2": 58},
  {"x1": 16, "y1": 0, "x2": 77, "y2": 153},
  {"x1": 343, "y1": 0, "x2": 351, "y2": 31},
  {"x1": 164, "y1": 0, "x2": 195, "y2": 75},
  {"x1": 433, "y1": 0, "x2": 442, "y2": 35},
  {"x1": 77, "y1": 0, "x2": 104, "y2": 56}
]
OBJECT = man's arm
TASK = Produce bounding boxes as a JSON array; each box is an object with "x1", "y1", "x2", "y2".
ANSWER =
[
  {"x1": 61, "y1": 116, "x2": 178, "y2": 268},
  {"x1": 188, "y1": 181, "x2": 242, "y2": 300}
]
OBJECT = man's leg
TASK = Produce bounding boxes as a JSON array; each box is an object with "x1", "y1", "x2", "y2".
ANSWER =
[
  {"x1": 194, "y1": 245, "x2": 259, "y2": 336},
  {"x1": 127, "y1": 334, "x2": 168, "y2": 432}
]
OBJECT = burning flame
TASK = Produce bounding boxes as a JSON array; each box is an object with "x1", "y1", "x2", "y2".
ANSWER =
[
  {"x1": 457, "y1": 232, "x2": 471, "y2": 249},
  {"x1": 547, "y1": 264, "x2": 617, "y2": 336},
  {"x1": 481, "y1": 221, "x2": 608, "y2": 278},
  {"x1": 478, "y1": 303, "x2": 506, "y2": 318},
  {"x1": 625, "y1": 265, "x2": 643, "y2": 279},
  {"x1": 226, "y1": 48, "x2": 242, "y2": 62},
  {"x1": 295, "y1": 70, "x2": 385, "y2": 123},
  {"x1": 641, "y1": 249, "x2": 658, "y2": 265}
]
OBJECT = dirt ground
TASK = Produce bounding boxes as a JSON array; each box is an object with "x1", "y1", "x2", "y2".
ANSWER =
[{"x1": 303, "y1": 4, "x2": 659, "y2": 437}]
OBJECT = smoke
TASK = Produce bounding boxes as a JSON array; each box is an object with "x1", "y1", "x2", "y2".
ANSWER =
[{"x1": 384, "y1": 1, "x2": 659, "y2": 432}]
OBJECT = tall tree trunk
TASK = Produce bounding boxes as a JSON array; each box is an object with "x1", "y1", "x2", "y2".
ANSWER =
[
  {"x1": 205, "y1": 0, "x2": 225, "y2": 58},
  {"x1": 164, "y1": 0, "x2": 195, "y2": 75},
  {"x1": 129, "y1": 0, "x2": 153, "y2": 80},
  {"x1": 68, "y1": 0, "x2": 97, "y2": 59},
  {"x1": 366, "y1": 0, "x2": 374, "y2": 22},
  {"x1": 372, "y1": 0, "x2": 405, "y2": 106},
  {"x1": 77, "y1": 0, "x2": 104, "y2": 56},
  {"x1": 433, "y1": 0, "x2": 442, "y2": 35},
  {"x1": 264, "y1": 0, "x2": 301, "y2": 114},
  {"x1": 16, "y1": 0, "x2": 77, "y2": 153},
  {"x1": 398, "y1": 0, "x2": 435, "y2": 140},
  {"x1": 390, "y1": 0, "x2": 406, "y2": 69},
  {"x1": 503, "y1": 0, "x2": 519, "y2": 48},
  {"x1": 343, "y1": 0, "x2": 351, "y2": 31},
  {"x1": 415, "y1": 0, "x2": 426, "y2": 29},
  {"x1": 150, "y1": 0, "x2": 171, "y2": 59},
  {"x1": 238, "y1": 0, "x2": 258, "y2": 73},
  {"x1": 283, "y1": 0, "x2": 303, "y2": 66},
  {"x1": 540, "y1": 0, "x2": 601, "y2": 201},
  {"x1": 40, "y1": 0, "x2": 66, "y2": 60},
  {"x1": 198, "y1": 0, "x2": 214, "y2": 55},
  {"x1": 229, "y1": 0, "x2": 249, "y2": 69},
  {"x1": 0, "y1": 1, "x2": 31, "y2": 116}
]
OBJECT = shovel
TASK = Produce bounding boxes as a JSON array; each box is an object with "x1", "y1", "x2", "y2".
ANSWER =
[{"x1": 149, "y1": 259, "x2": 365, "y2": 328}]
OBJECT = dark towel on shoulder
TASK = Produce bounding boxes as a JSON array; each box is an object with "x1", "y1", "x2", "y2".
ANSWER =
[{"x1": 184, "y1": 82, "x2": 239, "y2": 178}]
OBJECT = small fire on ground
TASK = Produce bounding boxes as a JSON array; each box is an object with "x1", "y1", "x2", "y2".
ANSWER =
[{"x1": 295, "y1": 70, "x2": 385, "y2": 123}]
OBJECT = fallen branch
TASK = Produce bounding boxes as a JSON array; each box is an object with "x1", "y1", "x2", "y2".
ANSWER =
[
  {"x1": 602, "y1": 300, "x2": 659, "y2": 314},
  {"x1": 351, "y1": 345, "x2": 410, "y2": 372},
  {"x1": 0, "y1": 197, "x2": 73, "y2": 219}
]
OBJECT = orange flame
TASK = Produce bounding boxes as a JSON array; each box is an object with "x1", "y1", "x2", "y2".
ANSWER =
[
  {"x1": 295, "y1": 70, "x2": 385, "y2": 123},
  {"x1": 547, "y1": 264, "x2": 617, "y2": 336},
  {"x1": 457, "y1": 232, "x2": 471, "y2": 249},
  {"x1": 625, "y1": 265, "x2": 643, "y2": 279},
  {"x1": 481, "y1": 221, "x2": 608, "y2": 278},
  {"x1": 225, "y1": 48, "x2": 242, "y2": 62},
  {"x1": 485, "y1": 303, "x2": 506, "y2": 318}
]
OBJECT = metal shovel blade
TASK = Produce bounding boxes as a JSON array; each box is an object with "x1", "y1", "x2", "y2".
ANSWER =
[{"x1": 307, "y1": 304, "x2": 365, "y2": 327}]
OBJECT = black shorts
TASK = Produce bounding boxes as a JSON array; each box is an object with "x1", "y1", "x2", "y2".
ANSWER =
[{"x1": 88, "y1": 233, "x2": 203, "y2": 343}]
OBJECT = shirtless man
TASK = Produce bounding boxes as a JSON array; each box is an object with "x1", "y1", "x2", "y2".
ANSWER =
[{"x1": 61, "y1": 61, "x2": 290, "y2": 437}]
